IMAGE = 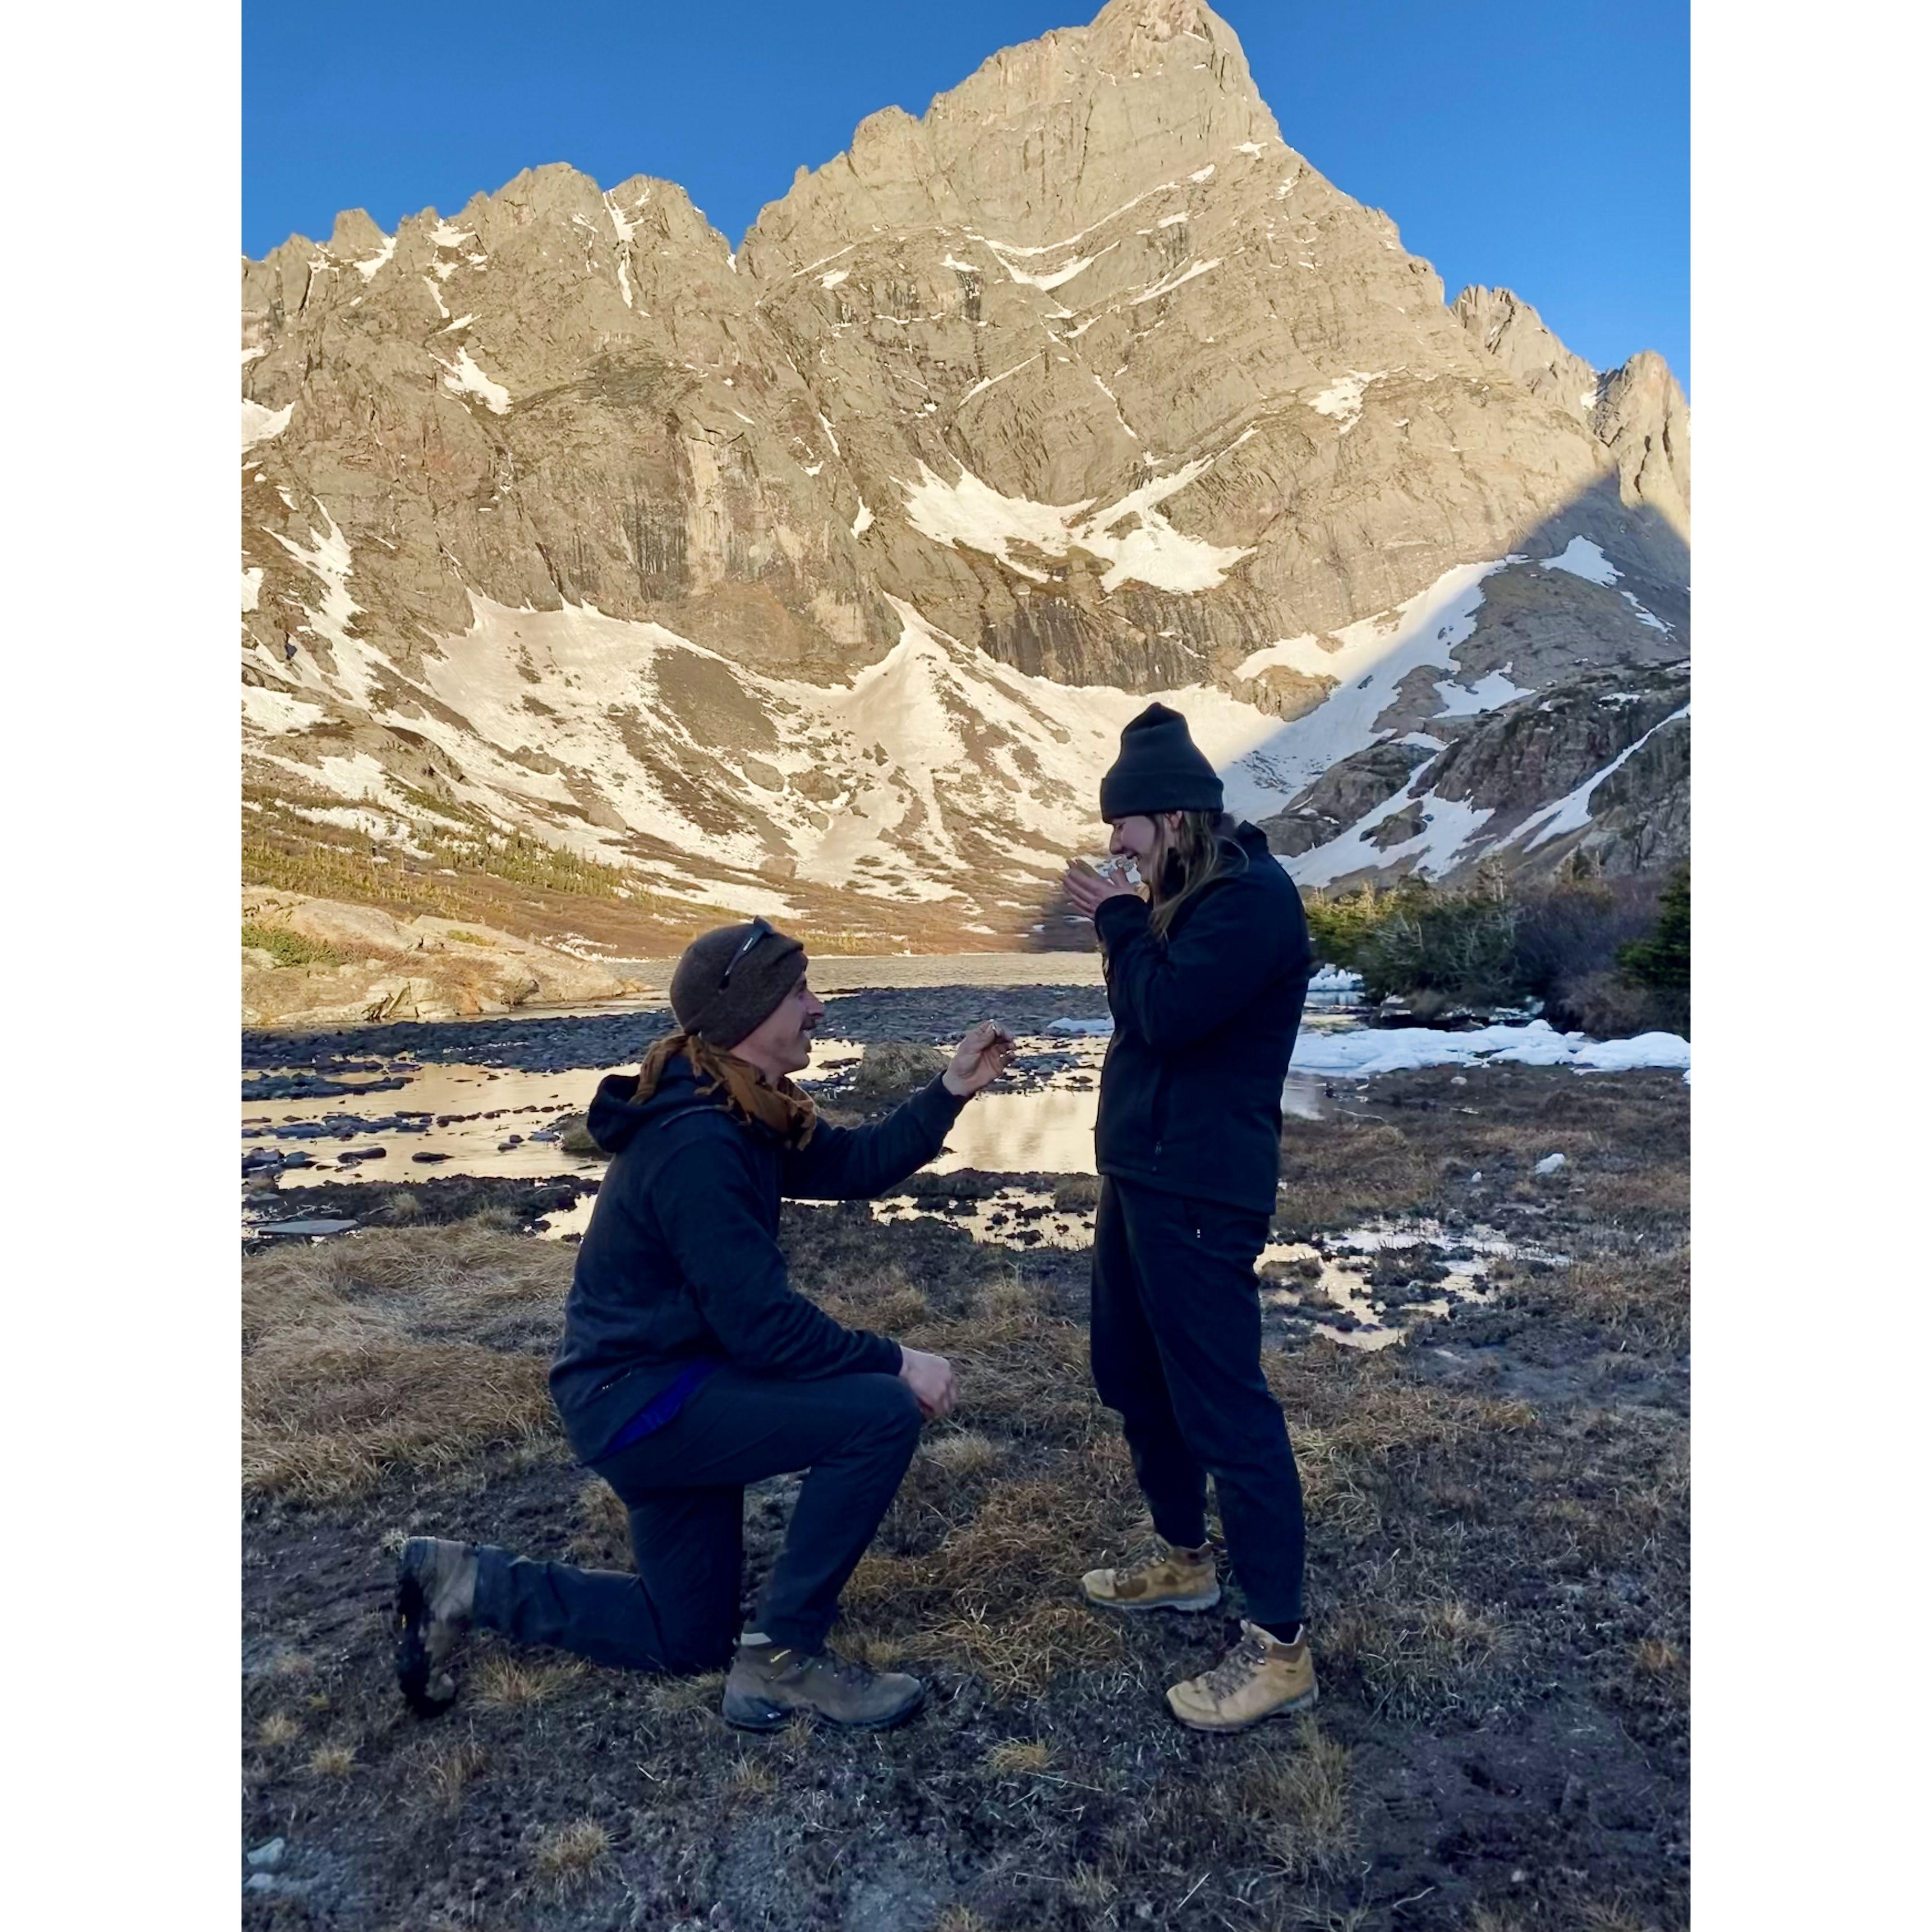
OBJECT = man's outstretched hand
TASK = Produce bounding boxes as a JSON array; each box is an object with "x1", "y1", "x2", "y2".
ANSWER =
[
  {"x1": 943, "y1": 1020, "x2": 1016, "y2": 1097},
  {"x1": 898, "y1": 1346, "x2": 959, "y2": 1420}
]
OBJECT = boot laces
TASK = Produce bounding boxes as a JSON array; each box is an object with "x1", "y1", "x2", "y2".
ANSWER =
[
  {"x1": 794, "y1": 1649, "x2": 878, "y2": 1690},
  {"x1": 1202, "y1": 1627, "x2": 1270, "y2": 1700},
  {"x1": 1122, "y1": 1541, "x2": 1198, "y2": 1586}
]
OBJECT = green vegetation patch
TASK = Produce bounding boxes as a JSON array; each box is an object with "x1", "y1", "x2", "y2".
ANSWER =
[
  {"x1": 1303, "y1": 861, "x2": 1690, "y2": 1035},
  {"x1": 242, "y1": 922, "x2": 344, "y2": 968}
]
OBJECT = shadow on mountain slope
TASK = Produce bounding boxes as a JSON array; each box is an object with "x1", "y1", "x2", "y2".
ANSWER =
[{"x1": 1017, "y1": 471, "x2": 1688, "y2": 947}]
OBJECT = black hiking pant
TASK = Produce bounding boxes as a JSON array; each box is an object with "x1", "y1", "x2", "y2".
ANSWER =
[
  {"x1": 470, "y1": 1368, "x2": 921, "y2": 1672},
  {"x1": 1090, "y1": 1177, "x2": 1307, "y2": 1628}
]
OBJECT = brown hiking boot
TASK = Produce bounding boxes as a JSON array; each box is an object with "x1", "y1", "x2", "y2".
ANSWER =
[
  {"x1": 721, "y1": 1640, "x2": 925, "y2": 1732},
  {"x1": 1165, "y1": 1620, "x2": 1318, "y2": 1734},
  {"x1": 1081, "y1": 1537, "x2": 1221, "y2": 1613},
  {"x1": 395, "y1": 1538, "x2": 478, "y2": 1714}
]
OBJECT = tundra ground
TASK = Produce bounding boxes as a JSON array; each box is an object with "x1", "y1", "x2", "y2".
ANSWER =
[{"x1": 242, "y1": 1061, "x2": 1688, "y2": 1932}]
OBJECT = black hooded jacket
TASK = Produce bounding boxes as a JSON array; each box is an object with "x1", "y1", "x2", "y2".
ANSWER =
[
  {"x1": 549, "y1": 1056, "x2": 967, "y2": 1463},
  {"x1": 1091, "y1": 821, "x2": 1311, "y2": 1215}
]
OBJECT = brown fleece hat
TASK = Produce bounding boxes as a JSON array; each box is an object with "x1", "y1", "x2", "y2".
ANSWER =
[{"x1": 668, "y1": 920, "x2": 808, "y2": 1047}]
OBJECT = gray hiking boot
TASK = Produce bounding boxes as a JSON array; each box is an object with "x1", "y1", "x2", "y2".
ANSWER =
[
  {"x1": 395, "y1": 1537, "x2": 478, "y2": 1714},
  {"x1": 721, "y1": 1640, "x2": 925, "y2": 1732}
]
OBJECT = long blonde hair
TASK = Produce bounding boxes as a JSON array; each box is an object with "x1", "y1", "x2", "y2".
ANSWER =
[{"x1": 1147, "y1": 810, "x2": 1248, "y2": 941}]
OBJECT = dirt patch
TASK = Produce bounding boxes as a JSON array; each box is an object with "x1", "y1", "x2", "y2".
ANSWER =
[{"x1": 242, "y1": 1062, "x2": 1687, "y2": 1930}]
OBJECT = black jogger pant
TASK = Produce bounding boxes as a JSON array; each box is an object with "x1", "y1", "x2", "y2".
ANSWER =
[
  {"x1": 1090, "y1": 1177, "x2": 1307, "y2": 1628},
  {"x1": 470, "y1": 1367, "x2": 921, "y2": 1673}
]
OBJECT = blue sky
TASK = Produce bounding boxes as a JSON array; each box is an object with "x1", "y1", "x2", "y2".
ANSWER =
[{"x1": 243, "y1": 1, "x2": 1688, "y2": 383}]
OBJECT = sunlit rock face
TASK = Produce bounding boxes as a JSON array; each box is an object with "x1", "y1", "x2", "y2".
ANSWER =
[{"x1": 241, "y1": 0, "x2": 1688, "y2": 928}]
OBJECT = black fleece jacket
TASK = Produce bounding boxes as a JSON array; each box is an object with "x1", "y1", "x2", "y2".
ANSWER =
[
  {"x1": 1092, "y1": 821, "x2": 1311, "y2": 1215},
  {"x1": 549, "y1": 1056, "x2": 967, "y2": 1463}
]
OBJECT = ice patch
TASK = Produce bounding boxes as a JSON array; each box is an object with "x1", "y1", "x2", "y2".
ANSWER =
[
  {"x1": 438, "y1": 348, "x2": 511, "y2": 414},
  {"x1": 851, "y1": 503, "x2": 873, "y2": 537},
  {"x1": 353, "y1": 234, "x2": 395, "y2": 281},
  {"x1": 242, "y1": 566, "x2": 263, "y2": 613},
  {"x1": 432, "y1": 222, "x2": 473, "y2": 247},
  {"x1": 1189, "y1": 164, "x2": 1216, "y2": 182},
  {"x1": 1058, "y1": 1016, "x2": 1690, "y2": 1078},
  {"x1": 819, "y1": 267, "x2": 849, "y2": 288},
  {"x1": 241, "y1": 686, "x2": 326, "y2": 736},
  {"x1": 1130, "y1": 257, "x2": 1221, "y2": 304},
  {"x1": 960, "y1": 357, "x2": 1036, "y2": 405},
  {"x1": 1622, "y1": 591, "x2": 1673, "y2": 633},
  {"x1": 241, "y1": 345, "x2": 267, "y2": 366},
  {"x1": 242, "y1": 400, "x2": 293, "y2": 454},
  {"x1": 1541, "y1": 536, "x2": 1620, "y2": 586},
  {"x1": 1433, "y1": 667, "x2": 1532, "y2": 715},
  {"x1": 1228, "y1": 560, "x2": 1518, "y2": 825},
  {"x1": 604, "y1": 192, "x2": 639, "y2": 245},
  {"x1": 990, "y1": 249, "x2": 1101, "y2": 293},
  {"x1": 1309, "y1": 372, "x2": 1382, "y2": 432},
  {"x1": 267, "y1": 506, "x2": 379, "y2": 706},
  {"x1": 1500, "y1": 706, "x2": 1690, "y2": 851},
  {"x1": 1235, "y1": 141, "x2": 1265, "y2": 156},
  {"x1": 898, "y1": 446, "x2": 1253, "y2": 596},
  {"x1": 1294, "y1": 787, "x2": 1496, "y2": 888}
]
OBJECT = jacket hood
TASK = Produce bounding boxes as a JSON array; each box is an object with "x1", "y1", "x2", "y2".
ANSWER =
[
  {"x1": 585, "y1": 1053, "x2": 720, "y2": 1155},
  {"x1": 1232, "y1": 819, "x2": 1272, "y2": 864}
]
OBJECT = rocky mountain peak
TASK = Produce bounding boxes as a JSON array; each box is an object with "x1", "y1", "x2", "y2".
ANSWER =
[
  {"x1": 241, "y1": 1, "x2": 1690, "y2": 946},
  {"x1": 1453, "y1": 285, "x2": 1690, "y2": 542}
]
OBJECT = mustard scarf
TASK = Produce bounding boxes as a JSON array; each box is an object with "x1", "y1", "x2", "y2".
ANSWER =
[{"x1": 633, "y1": 1030, "x2": 817, "y2": 1150}]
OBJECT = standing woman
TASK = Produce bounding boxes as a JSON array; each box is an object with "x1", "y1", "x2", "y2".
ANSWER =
[{"x1": 1061, "y1": 702, "x2": 1316, "y2": 1734}]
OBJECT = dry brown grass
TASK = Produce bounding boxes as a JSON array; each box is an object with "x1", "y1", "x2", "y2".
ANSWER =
[
  {"x1": 933, "y1": 1911, "x2": 994, "y2": 1932},
  {"x1": 472, "y1": 1654, "x2": 587, "y2": 1707},
  {"x1": 256, "y1": 1711, "x2": 301, "y2": 1748},
  {"x1": 921, "y1": 1430, "x2": 1005, "y2": 1476},
  {"x1": 1276, "y1": 1118, "x2": 1442, "y2": 1228},
  {"x1": 1325, "y1": 1589, "x2": 1509, "y2": 1722},
  {"x1": 532, "y1": 1817, "x2": 610, "y2": 1887},
  {"x1": 1240, "y1": 1717, "x2": 1358, "y2": 1881},
  {"x1": 728, "y1": 1751, "x2": 775, "y2": 1798},
  {"x1": 981, "y1": 1737, "x2": 1054, "y2": 1776},
  {"x1": 1553, "y1": 1248, "x2": 1690, "y2": 1347},
  {"x1": 644, "y1": 1670, "x2": 726, "y2": 1720},
  {"x1": 308, "y1": 1743, "x2": 358, "y2": 1777},
  {"x1": 817, "y1": 1263, "x2": 931, "y2": 1332},
  {"x1": 566, "y1": 1476, "x2": 633, "y2": 1565},
  {"x1": 242, "y1": 1226, "x2": 571, "y2": 1500},
  {"x1": 424, "y1": 1733, "x2": 490, "y2": 1813}
]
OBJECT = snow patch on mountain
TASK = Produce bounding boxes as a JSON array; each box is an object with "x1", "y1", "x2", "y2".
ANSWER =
[
  {"x1": 1501, "y1": 705, "x2": 1690, "y2": 851},
  {"x1": 1309, "y1": 371, "x2": 1381, "y2": 431},
  {"x1": 438, "y1": 348, "x2": 511, "y2": 413},
  {"x1": 1541, "y1": 536, "x2": 1620, "y2": 585},
  {"x1": 899, "y1": 449, "x2": 1252, "y2": 595},
  {"x1": 242, "y1": 400, "x2": 293, "y2": 454},
  {"x1": 354, "y1": 234, "x2": 396, "y2": 281}
]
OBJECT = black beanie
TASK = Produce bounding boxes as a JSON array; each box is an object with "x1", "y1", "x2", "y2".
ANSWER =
[
  {"x1": 1098, "y1": 702, "x2": 1223, "y2": 819},
  {"x1": 669, "y1": 920, "x2": 808, "y2": 1048}
]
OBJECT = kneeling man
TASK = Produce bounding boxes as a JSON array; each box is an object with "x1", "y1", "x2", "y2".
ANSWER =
[{"x1": 396, "y1": 919, "x2": 1011, "y2": 1731}]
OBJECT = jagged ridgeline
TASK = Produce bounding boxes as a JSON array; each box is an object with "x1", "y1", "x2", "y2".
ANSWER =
[{"x1": 241, "y1": 0, "x2": 1688, "y2": 950}]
